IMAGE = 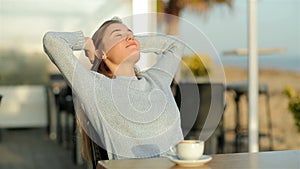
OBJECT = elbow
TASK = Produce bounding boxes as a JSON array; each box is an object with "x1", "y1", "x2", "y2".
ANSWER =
[
  {"x1": 43, "y1": 32, "x2": 55, "y2": 46},
  {"x1": 42, "y1": 32, "x2": 58, "y2": 54}
]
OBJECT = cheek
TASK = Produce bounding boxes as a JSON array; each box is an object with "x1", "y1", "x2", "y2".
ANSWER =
[
  {"x1": 136, "y1": 41, "x2": 140, "y2": 49},
  {"x1": 107, "y1": 42, "x2": 140, "y2": 64},
  {"x1": 105, "y1": 40, "x2": 120, "y2": 53},
  {"x1": 106, "y1": 45, "x2": 126, "y2": 63}
]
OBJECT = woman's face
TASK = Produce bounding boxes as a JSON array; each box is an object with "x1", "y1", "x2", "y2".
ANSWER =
[{"x1": 102, "y1": 23, "x2": 140, "y2": 65}]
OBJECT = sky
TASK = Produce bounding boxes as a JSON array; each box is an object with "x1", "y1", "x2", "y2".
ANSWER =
[
  {"x1": 180, "y1": 0, "x2": 299, "y2": 71},
  {"x1": 0, "y1": 0, "x2": 299, "y2": 70},
  {"x1": 181, "y1": 0, "x2": 300, "y2": 55},
  {"x1": 0, "y1": 0, "x2": 132, "y2": 52}
]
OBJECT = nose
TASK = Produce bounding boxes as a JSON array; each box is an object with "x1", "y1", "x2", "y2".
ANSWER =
[{"x1": 126, "y1": 34, "x2": 134, "y2": 41}]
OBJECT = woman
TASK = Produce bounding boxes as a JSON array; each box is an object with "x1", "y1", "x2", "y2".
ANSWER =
[{"x1": 43, "y1": 17, "x2": 184, "y2": 160}]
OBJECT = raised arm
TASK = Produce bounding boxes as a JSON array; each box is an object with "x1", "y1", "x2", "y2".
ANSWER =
[
  {"x1": 43, "y1": 31, "x2": 107, "y2": 130},
  {"x1": 136, "y1": 35, "x2": 184, "y2": 84},
  {"x1": 43, "y1": 31, "x2": 90, "y2": 86}
]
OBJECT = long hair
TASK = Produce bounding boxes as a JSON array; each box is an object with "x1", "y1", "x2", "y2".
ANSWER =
[
  {"x1": 92, "y1": 18, "x2": 123, "y2": 78},
  {"x1": 79, "y1": 17, "x2": 140, "y2": 162},
  {"x1": 79, "y1": 18, "x2": 122, "y2": 162}
]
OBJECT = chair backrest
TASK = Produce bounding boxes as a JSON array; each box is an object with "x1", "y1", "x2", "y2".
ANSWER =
[
  {"x1": 58, "y1": 86, "x2": 74, "y2": 113},
  {"x1": 88, "y1": 123, "x2": 109, "y2": 169},
  {"x1": 90, "y1": 138, "x2": 109, "y2": 169},
  {"x1": 174, "y1": 83, "x2": 225, "y2": 141}
]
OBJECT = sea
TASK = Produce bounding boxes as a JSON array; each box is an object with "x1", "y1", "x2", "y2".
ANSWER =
[{"x1": 220, "y1": 54, "x2": 300, "y2": 73}]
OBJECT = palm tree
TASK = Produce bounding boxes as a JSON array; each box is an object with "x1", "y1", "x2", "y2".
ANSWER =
[{"x1": 157, "y1": 0, "x2": 233, "y2": 34}]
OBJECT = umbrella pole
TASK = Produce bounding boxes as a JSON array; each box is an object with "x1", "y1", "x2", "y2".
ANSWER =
[{"x1": 248, "y1": 0, "x2": 259, "y2": 153}]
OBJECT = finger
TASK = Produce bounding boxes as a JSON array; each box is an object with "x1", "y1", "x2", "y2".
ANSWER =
[
  {"x1": 85, "y1": 50, "x2": 95, "y2": 64},
  {"x1": 90, "y1": 54, "x2": 95, "y2": 63}
]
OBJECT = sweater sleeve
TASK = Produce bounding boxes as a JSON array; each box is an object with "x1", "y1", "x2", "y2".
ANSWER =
[
  {"x1": 136, "y1": 35, "x2": 184, "y2": 84},
  {"x1": 42, "y1": 31, "x2": 90, "y2": 86},
  {"x1": 43, "y1": 31, "x2": 107, "y2": 135}
]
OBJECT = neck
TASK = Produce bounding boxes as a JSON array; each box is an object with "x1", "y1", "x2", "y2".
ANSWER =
[{"x1": 111, "y1": 63, "x2": 136, "y2": 77}]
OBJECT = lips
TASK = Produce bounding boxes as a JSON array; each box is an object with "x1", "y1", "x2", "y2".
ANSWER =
[{"x1": 126, "y1": 41, "x2": 137, "y2": 48}]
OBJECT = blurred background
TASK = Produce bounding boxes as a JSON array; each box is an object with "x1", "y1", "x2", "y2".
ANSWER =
[{"x1": 0, "y1": 0, "x2": 299, "y2": 169}]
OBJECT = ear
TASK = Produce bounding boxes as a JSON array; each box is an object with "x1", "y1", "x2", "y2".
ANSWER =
[{"x1": 101, "y1": 50, "x2": 108, "y2": 59}]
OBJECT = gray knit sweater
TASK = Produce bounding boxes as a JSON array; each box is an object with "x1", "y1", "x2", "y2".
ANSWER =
[{"x1": 43, "y1": 31, "x2": 184, "y2": 159}]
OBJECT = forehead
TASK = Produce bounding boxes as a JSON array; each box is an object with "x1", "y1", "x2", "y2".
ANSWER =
[{"x1": 105, "y1": 23, "x2": 130, "y2": 34}]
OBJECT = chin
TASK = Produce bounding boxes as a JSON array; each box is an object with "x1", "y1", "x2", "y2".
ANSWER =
[{"x1": 128, "y1": 51, "x2": 140, "y2": 63}]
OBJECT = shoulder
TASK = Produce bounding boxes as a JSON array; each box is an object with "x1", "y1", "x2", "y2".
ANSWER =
[{"x1": 140, "y1": 68, "x2": 171, "y2": 86}]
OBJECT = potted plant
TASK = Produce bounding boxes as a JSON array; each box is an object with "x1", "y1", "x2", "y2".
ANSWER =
[
  {"x1": 284, "y1": 86, "x2": 300, "y2": 132},
  {"x1": 180, "y1": 53, "x2": 211, "y2": 82}
]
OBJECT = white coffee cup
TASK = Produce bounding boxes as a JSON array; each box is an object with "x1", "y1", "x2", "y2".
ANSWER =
[{"x1": 172, "y1": 140, "x2": 204, "y2": 160}]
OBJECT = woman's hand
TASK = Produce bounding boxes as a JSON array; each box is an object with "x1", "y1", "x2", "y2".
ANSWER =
[{"x1": 84, "y1": 37, "x2": 96, "y2": 63}]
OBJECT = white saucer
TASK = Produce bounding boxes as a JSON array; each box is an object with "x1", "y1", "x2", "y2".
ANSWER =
[{"x1": 167, "y1": 155, "x2": 212, "y2": 167}]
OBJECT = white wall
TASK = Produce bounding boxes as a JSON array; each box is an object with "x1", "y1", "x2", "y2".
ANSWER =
[{"x1": 0, "y1": 85, "x2": 48, "y2": 128}]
